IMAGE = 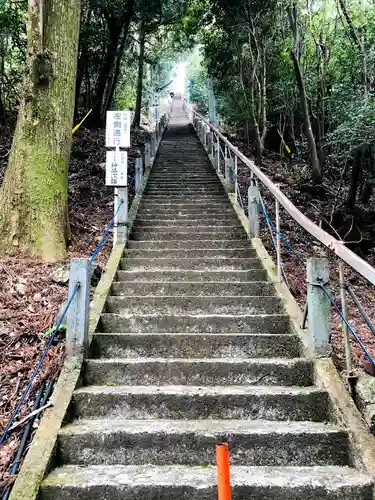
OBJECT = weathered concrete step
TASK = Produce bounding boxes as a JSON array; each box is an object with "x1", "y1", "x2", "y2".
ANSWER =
[
  {"x1": 133, "y1": 219, "x2": 242, "y2": 227},
  {"x1": 145, "y1": 188, "x2": 225, "y2": 194},
  {"x1": 41, "y1": 465, "x2": 374, "y2": 500},
  {"x1": 148, "y1": 177, "x2": 219, "y2": 182},
  {"x1": 146, "y1": 183, "x2": 222, "y2": 188},
  {"x1": 123, "y1": 248, "x2": 256, "y2": 258},
  {"x1": 116, "y1": 269, "x2": 267, "y2": 282},
  {"x1": 143, "y1": 196, "x2": 228, "y2": 201},
  {"x1": 99, "y1": 312, "x2": 289, "y2": 333},
  {"x1": 90, "y1": 333, "x2": 300, "y2": 359},
  {"x1": 127, "y1": 240, "x2": 252, "y2": 250},
  {"x1": 105, "y1": 296, "x2": 283, "y2": 315},
  {"x1": 72, "y1": 384, "x2": 330, "y2": 421},
  {"x1": 135, "y1": 213, "x2": 236, "y2": 220},
  {"x1": 139, "y1": 202, "x2": 232, "y2": 210},
  {"x1": 131, "y1": 225, "x2": 242, "y2": 232},
  {"x1": 130, "y1": 231, "x2": 246, "y2": 241},
  {"x1": 111, "y1": 281, "x2": 273, "y2": 296},
  {"x1": 58, "y1": 419, "x2": 348, "y2": 467},
  {"x1": 83, "y1": 358, "x2": 313, "y2": 386},
  {"x1": 120, "y1": 258, "x2": 261, "y2": 271}
]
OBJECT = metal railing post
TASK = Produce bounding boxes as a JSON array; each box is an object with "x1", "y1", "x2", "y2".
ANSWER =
[
  {"x1": 216, "y1": 136, "x2": 221, "y2": 172},
  {"x1": 207, "y1": 131, "x2": 213, "y2": 159},
  {"x1": 135, "y1": 157, "x2": 142, "y2": 193},
  {"x1": 275, "y1": 188, "x2": 282, "y2": 282},
  {"x1": 339, "y1": 262, "x2": 352, "y2": 371},
  {"x1": 114, "y1": 187, "x2": 128, "y2": 246},
  {"x1": 202, "y1": 124, "x2": 207, "y2": 149},
  {"x1": 145, "y1": 142, "x2": 151, "y2": 169},
  {"x1": 66, "y1": 259, "x2": 91, "y2": 359},
  {"x1": 248, "y1": 185, "x2": 260, "y2": 238},
  {"x1": 307, "y1": 257, "x2": 331, "y2": 357},
  {"x1": 234, "y1": 156, "x2": 238, "y2": 203},
  {"x1": 151, "y1": 131, "x2": 156, "y2": 158}
]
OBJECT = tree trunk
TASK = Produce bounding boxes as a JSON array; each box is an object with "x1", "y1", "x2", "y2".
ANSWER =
[
  {"x1": 91, "y1": 1, "x2": 135, "y2": 125},
  {"x1": 92, "y1": 27, "x2": 122, "y2": 125},
  {"x1": 103, "y1": 27, "x2": 129, "y2": 115},
  {"x1": 0, "y1": 0, "x2": 81, "y2": 261},
  {"x1": 133, "y1": 21, "x2": 146, "y2": 128},
  {"x1": 347, "y1": 149, "x2": 362, "y2": 209},
  {"x1": 288, "y1": 5, "x2": 321, "y2": 182}
]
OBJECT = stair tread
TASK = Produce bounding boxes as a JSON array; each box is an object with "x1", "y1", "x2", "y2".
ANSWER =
[
  {"x1": 74, "y1": 384, "x2": 324, "y2": 396},
  {"x1": 42, "y1": 464, "x2": 373, "y2": 488},
  {"x1": 60, "y1": 418, "x2": 342, "y2": 436},
  {"x1": 86, "y1": 356, "x2": 307, "y2": 362}
]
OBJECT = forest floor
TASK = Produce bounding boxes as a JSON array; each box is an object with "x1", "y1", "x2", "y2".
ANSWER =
[
  {"x1": 0, "y1": 117, "x2": 150, "y2": 484},
  {"x1": 1, "y1": 115, "x2": 375, "y2": 483},
  {"x1": 235, "y1": 140, "x2": 375, "y2": 375}
]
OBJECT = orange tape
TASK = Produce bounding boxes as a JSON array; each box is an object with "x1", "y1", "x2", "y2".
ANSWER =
[{"x1": 216, "y1": 443, "x2": 231, "y2": 500}]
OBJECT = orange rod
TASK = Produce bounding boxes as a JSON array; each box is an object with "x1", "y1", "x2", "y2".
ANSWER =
[{"x1": 216, "y1": 443, "x2": 231, "y2": 500}]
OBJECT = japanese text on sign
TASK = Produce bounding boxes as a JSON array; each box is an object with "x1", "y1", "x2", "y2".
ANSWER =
[
  {"x1": 106, "y1": 111, "x2": 131, "y2": 148},
  {"x1": 105, "y1": 150, "x2": 128, "y2": 186}
]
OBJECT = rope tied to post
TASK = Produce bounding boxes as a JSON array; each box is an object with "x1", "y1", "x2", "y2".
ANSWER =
[
  {"x1": 315, "y1": 278, "x2": 375, "y2": 367},
  {"x1": 0, "y1": 199, "x2": 125, "y2": 446}
]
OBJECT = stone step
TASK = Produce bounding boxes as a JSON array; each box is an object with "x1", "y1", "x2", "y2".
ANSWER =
[
  {"x1": 57, "y1": 419, "x2": 349, "y2": 467},
  {"x1": 133, "y1": 219, "x2": 242, "y2": 227},
  {"x1": 148, "y1": 177, "x2": 219, "y2": 182},
  {"x1": 145, "y1": 183, "x2": 223, "y2": 189},
  {"x1": 105, "y1": 296, "x2": 283, "y2": 315},
  {"x1": 115, "y1": 269, "x2": 267, "y2": 282},
  {"x1": 41, "y1": 465, "x2": 374, "y2": 500},
  {"x1": 90, "y1": 333, "x2": 300, "y2": 359},
  {"x1": 126, "y1": 240, "x2": 252, "y2": 249},
  {"x1": 83, "y1": 358, "x2": 313, "y2": 386},
  {"x1": 134, "y1": 213, "x2": 236, "y2": 220},
  {"x1": 130, "y1": 231, "x2": 246, "y2": 241},
  {"x1": 143, "y1": 195, "x2": 228, "y2": 201},
  {"x1": 111, "y1": 281, "x2": 273, "y2": 296},
  {"x1": 123, "y1": 248, "x2": 256, "y2": 258},
  {"x1": 120, "y1": 257, "x2": 262, "y2": 271},
  {"x1": 99, "y1": 312, "x2": 289, "y2": 333},
  {"x1": 144, "y1": 188, "x2": 225, "y2": 194},
  {"x1": 72, "y1": 384, "x2": 330, "y2": 421},
  {"x1": 139, "y1": 203, "x2": 233, "y2": 210}
]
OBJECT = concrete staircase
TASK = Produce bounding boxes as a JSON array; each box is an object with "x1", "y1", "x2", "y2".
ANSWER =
[{"x1": 40, "y1": 104, "x2": 373, "y2": 499}]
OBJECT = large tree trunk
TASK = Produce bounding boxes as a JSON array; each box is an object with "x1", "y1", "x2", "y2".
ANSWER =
[
  {"x1": 0, "y1": 0, "x2": 81, "y2": 261},
  {"x1": 133, "y1": 21, "x2": 146, "y2": 128}
]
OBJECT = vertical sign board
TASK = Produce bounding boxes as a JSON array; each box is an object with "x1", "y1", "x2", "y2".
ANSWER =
[
  {"x1": 105, "y1": 110, "x2": 130, "y2": 187},
  {"x1": 105, "y1": 150, "x2": 128, "y2": 186},
  {"x1": 106, "y1": 111, "x2": 131, "y2": 148}
]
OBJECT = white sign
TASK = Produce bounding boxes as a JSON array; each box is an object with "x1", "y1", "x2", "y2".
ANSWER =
[
  {"x1": 106, "y1": 110, "x2": 131, "y2": 148},
  {"x1": 105, "y1": 150, "x2": 127, "y2": 186}
]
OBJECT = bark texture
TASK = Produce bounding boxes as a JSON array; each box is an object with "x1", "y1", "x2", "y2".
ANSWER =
[{"x1": 0, "y1": 0, "x2": 81, "y2": 261}]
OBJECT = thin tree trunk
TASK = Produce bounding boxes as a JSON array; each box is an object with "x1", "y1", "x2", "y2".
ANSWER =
[
  {"x1": 288, "y1": 4, "x2": 321, "y2": 182},
  {"x1": 103, "y1": 27, "x2": 129, "y2": 116},
  {"x1": 133, "y1": 21, "x2": 146, "y2": 128},
  {"x1": 92, "y1": 27, "x2": 122, "y2": 124},
  {"x1": 92, "y1": 0, "x2": 135, "y2": 125},
  {"x1": 0, "y1": 0, "x2": 81, "y2": 261}
]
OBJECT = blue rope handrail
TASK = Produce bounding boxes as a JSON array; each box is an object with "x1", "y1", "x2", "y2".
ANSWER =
[
  {"x1": 0, "y1": 200, "x2": 124, "y2": 446},
  {"x1": 318, "y1": 280, "x2": 375, "y2": 367},
  {"x1": 259, "y1": 200, "x2": 375, "y2": 367}
]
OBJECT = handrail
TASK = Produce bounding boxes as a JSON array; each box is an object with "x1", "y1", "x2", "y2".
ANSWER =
[{"x1": 186, "y1": 104, "x2": 375, "y2": 286}]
